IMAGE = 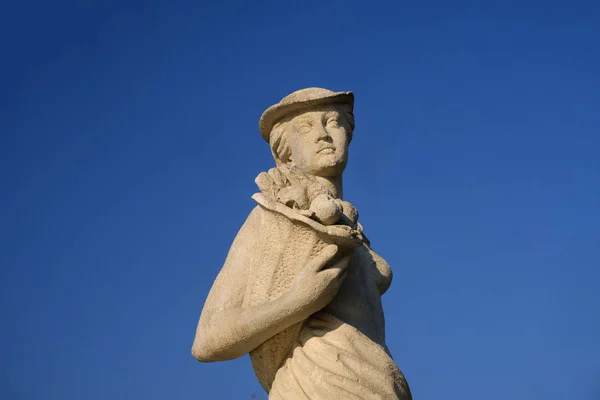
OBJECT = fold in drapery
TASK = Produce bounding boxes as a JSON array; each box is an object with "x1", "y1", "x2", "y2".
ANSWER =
[{"x1": 269, "y1": 313, "x2": 411, "y2": 400}]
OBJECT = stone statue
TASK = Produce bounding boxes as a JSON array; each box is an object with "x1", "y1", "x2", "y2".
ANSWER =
[{"x1": 192, "y1": 88, "x2": 412, "y2": 399}]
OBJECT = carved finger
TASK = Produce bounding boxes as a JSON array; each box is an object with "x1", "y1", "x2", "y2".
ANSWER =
[
  {"x1": 320, "y1": 266, "x2": 347, "y2": 286},
  {"x1": 328, "y1": 253, "x2": 352, "y2": 272},
  {"x1": 309, "y1": 244, "x2": 339, "y2": 272}
]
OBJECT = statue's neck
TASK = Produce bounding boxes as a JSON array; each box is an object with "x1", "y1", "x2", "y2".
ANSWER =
[{"x1": 314, "y1": 175, "x2": 343, "y2": 199}]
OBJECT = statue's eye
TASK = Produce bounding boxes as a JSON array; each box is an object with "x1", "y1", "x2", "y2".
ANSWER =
[
  {"x1": 298, "y1": 123, "x2": 312, "y2": 134},
  {"x1": 327, "y1": 118, "x2": 339, "y2": 128}
]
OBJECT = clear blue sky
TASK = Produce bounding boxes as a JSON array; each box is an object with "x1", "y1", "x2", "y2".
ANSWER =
[{"x1": 1, "y1": 1, "x2": 599, "y2": 399}]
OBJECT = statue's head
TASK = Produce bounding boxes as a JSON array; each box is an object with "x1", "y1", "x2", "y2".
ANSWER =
[{"x1": 259, "y1": 88, "x2": 355, "y2": 178}]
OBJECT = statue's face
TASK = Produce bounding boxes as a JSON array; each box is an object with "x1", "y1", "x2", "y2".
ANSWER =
[{"x1": 287, "y1": 104, "x2": 352, "y2": 177}]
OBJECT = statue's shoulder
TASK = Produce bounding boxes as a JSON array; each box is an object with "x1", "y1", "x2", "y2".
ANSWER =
[
  {"x1": 235, "y1": 200, "x2": 305, "y2": 251},
  {"x1": 245, "y1": 196, "x2": 294, "y2": 225},
  {"x1": 234, "y1": 204, "x2": 277, "y2": 242},
  {"x1": 243, "y1": 204, "x2": 271, "y2": 228},
  {"x1": 234, "y1": 205, "x2": 263, "y2": 239}
]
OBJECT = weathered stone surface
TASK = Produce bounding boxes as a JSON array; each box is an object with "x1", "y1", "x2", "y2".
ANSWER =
[{"x1": 192, "y1": 88, "x2": 412, "y2": 399}]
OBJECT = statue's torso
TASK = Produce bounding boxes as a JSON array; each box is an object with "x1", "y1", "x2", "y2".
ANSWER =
[
  {"x1": 269, "y1": 245, "x2": 410, "y2": 399},
  {"x1": 325, "y1": 243, "x2": 390, "y2": 347},
  {"x1": 245, "y1": 205, "x2": 410, "y2": 399}
]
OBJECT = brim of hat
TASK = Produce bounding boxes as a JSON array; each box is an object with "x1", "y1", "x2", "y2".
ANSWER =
[{"x1": 259, "y1": 92, "x2": 354, "y2": 142}]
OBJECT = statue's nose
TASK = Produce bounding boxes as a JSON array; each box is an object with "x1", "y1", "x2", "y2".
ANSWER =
[{"x1": 314, "y1": 123, "x2": 329, "y2": 142}]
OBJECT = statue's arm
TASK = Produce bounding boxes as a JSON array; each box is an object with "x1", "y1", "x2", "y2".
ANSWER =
[
  {"x1": 192, "y1": 289, "x2": 309, "y2": 362},
  {"x1": 191, "y1": 207, "x2": 308, "y2": 362}
]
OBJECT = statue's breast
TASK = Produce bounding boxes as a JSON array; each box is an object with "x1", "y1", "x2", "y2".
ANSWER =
[{"x1": 368, "y1": 246, "x2": 393, "y2": 294}]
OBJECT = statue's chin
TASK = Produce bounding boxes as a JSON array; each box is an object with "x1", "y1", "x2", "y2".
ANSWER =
[
  {"x1": 313, "y1": 163, "x2": 347, "y2": 178},
  {"x1": 293, "y1": 158, "x2": 347, "y2": 178}
]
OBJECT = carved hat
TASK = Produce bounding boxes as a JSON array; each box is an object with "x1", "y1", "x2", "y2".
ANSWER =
[{"x1": 259, "y1": 87, "x2": 354, "y2": 142}]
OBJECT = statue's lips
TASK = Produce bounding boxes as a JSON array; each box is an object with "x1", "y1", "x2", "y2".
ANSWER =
[{"x1": 317, "y1": 147, "x2": 335, "y2": 154}]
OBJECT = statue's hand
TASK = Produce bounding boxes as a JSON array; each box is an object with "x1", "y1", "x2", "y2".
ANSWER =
[{"x1": 289, "y1": 244, "x2": 351, "y2": 317}]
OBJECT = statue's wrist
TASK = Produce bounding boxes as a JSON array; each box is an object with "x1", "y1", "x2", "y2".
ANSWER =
[{"x1": 280, "y1": 291, "x2": 313, "y2": 321}]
